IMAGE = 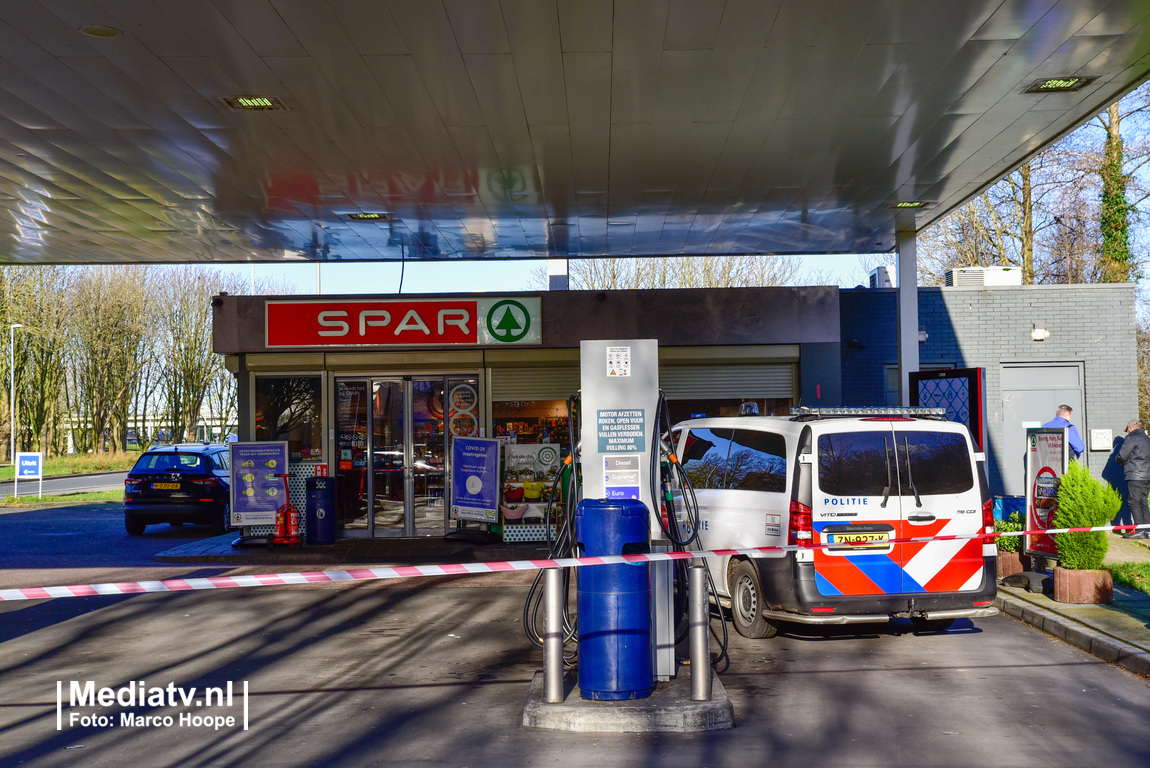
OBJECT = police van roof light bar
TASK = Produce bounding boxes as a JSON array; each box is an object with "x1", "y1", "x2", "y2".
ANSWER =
[{"x1": 789, "y1": 406, "x2": 947, "y2": 421}]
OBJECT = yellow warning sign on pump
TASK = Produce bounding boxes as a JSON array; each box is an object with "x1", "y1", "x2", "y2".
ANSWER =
[{"x1": 606, "y1": 346, "x2": 631, "y2": 377}]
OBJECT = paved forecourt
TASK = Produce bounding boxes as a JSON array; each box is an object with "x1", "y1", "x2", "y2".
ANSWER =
[{"x1": 2, "y1": 573, "x2": 1150, "y2": 767}]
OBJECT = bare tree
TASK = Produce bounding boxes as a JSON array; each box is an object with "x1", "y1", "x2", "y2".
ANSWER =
[
  {"x1": 920, "y1": 80, "x2": 1150, "y2": 286},
  {"x1": 532, "y1": 254, "x2": 808, "y2": 290},
  {"x1": 155, "y1": 267, "x2": 233, "y2": 442},
  {"x1": 64, "y1": 266, "x2": 150, "y2": 454},
  {"x1": 7, "y1": 266, "x2": 70, "y2": 454}
]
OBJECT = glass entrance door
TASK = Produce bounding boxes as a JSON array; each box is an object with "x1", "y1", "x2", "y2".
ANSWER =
[
  {"x1": 372, "y1": 380, "x2": 406, "y2": 532},
  {"x1": 335, "y1": 375, "x2": 477, "y2": 537}
]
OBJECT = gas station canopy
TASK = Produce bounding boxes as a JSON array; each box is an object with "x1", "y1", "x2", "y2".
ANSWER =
[{"x1": 2, "y1": 1, "x2": 1150, "y2": 264}]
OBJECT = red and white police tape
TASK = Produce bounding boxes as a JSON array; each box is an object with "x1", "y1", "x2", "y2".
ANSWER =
[{"x1": 1, "y1": 523, "x2": 1146, "y2": 602}]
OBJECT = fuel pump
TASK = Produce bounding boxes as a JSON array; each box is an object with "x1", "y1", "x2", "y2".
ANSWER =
[{"x1": 521, "y1": 339, "x2": 727, "y2": 686}]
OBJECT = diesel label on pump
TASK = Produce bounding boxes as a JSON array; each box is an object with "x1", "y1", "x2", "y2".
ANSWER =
[
  {"x1": 596, "y1": 409, "x2": 646, "y2": 453},
  {"x1": 603, "y1": 454, "x2": 642, "y2": 501}
]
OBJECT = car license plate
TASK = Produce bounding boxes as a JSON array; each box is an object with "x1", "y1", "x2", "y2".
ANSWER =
[
  {"x1": 152, "y1": 482, "x2": 180, "y2": 490},
  {"x1": 827, "y1": 531, "x2": 889, "y2": 549}
]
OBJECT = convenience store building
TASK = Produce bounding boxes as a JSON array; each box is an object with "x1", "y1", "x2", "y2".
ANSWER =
[{"x1": 213, "y1": 281, "x2": 1135, "y2": 538}]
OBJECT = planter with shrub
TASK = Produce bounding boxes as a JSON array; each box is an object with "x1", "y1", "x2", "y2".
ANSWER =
[
  {"x1": 1053, "y1": 462, "x2": 1121, "y2": 604},
  {"x1": 994, "y1": 511, "x2": 1027, "y2": 578}
]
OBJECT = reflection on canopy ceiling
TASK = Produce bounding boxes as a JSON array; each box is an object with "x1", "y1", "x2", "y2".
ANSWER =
[{"x1": 1, "y1": 1, "x2": 1149, "y2": 263}]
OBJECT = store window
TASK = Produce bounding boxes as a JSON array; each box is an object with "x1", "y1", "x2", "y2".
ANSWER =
[
  {"x1": 492, "y1": 400, "x2": 571, "y2": 447},
  {"x1": 255, "y1": 375, "x2": 324, "y2": 462}
]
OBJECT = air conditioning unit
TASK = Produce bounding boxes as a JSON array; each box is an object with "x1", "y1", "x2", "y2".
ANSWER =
[
  {"x1": 869, "y1": 265, "x2": 896, "y2": 288},
  {"x1": 945, "y1": 266, "x2": 1023, "y2": 287}
]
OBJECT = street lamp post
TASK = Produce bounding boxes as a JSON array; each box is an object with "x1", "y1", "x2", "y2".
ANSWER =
[{"x1": 9, "y1": 323, "x2": 23, "y2": 464}]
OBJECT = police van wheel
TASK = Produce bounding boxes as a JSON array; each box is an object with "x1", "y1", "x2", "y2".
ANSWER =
[
  {"x1": 731, "y1": 560, "x2": 779, "y2": 639},
  {"x1": 911, "y1": 617, "x2": 955, "y2": 633}
]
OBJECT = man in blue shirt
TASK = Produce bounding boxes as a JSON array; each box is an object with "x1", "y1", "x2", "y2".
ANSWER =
[{"x1": 1043, "y1": 404, "x2": 1085, "y2": 459}]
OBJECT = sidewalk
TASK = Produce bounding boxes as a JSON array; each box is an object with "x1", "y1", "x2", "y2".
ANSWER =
[{"x1": 995, "y1": 534, "x2": 1150, "y2": 677}]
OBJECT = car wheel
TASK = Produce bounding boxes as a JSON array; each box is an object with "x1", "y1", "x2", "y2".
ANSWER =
[
  {"x1": 730, "y1": 560, "x2": 779, "y2": 639},
  {"x1": 211, "y1": 504, "x2": 230, "y2": 535},
  {"x1": 911, "y1": 617, "x2": 955, "y2": 633},
  {"x1": 125, "y1": 517, "x2": 147, "y2": 536}
]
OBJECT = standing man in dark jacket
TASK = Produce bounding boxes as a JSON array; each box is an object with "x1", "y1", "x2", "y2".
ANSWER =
[{"x1": 1117, "y1": 420, "x2": 1150, "y2": 538}]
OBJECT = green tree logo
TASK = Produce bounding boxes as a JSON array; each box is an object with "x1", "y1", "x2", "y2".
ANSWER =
[{"x1": 486, "y1": 300, "x2": 531, "y2": 342}]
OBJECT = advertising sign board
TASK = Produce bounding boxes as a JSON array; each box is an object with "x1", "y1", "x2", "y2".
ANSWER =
[
  {"x1": 450, "y1": 437, "x2": 501, "y2": 523},
  {"x1": 229, "y1": 442, "x2": 290, "y2": 527},
  {"x1": 1025, "y1": 428, "x2": 1068, "y2": 557}
]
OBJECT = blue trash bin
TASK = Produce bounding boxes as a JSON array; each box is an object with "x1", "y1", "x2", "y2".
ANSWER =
[
  {"x1": 575, "y1": 498, "x2": 654, "y2": 700},
  {"x1": 305, "y1": 476, "x2": 337, "y2": 546}
]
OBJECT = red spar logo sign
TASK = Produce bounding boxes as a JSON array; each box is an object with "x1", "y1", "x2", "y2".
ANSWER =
[{"x1": 266, "y1": 299, "x2": 478, "y2": 347}]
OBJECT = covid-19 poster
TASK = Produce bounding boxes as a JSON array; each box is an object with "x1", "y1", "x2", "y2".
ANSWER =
[
  {"x1": 450, "y1": 437, "x2": 501, "y2": 523},
  {"x1": 1025, "y1": 428, "x2": 1068, "y2": 557},
  {"x1": 230, "y1": 442, "x2": 290, "y2": 527}
]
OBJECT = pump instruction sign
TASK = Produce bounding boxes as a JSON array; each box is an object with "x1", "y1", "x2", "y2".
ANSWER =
[
  {"x1": 450, "y1": 437, "x2": 501, "y2": 523},
  {"x1": 606, "y1": 346, "x2": 631, "y2": 377},
  {"x1": 230, "y1": 442, "x2": 290, "y2": 526},
  {"x1": 596, "y1": 409, "x2": 646, "y2": 453}
]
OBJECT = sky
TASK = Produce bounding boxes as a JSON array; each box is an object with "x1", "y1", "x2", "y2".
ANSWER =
[{"x1": 217, "y1": 253, "x2": 881, "y2": 296}]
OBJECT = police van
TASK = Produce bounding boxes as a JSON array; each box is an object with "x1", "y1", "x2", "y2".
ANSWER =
[{"x1": 671, "y1": 407, "x2": 997, "y2": 637}]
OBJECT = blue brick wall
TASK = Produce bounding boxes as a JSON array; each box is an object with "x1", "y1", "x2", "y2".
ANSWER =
[{"x1": 840, "y1": 284, "x2": 1137, "y2": 495}]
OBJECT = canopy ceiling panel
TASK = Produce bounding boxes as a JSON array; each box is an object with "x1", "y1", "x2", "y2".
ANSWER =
[{"x1": 0, "y1": 0, "x2": 1148, "y2": 263}]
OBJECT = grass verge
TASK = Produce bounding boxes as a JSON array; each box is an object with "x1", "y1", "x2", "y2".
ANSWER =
[
  {"x1": 0, "y1": 452, "x2": 139, "y2": 481},
  {"x1": 1105, "y1": 562, "x2": 1150, "y2": 596},
  {"x1": 0, "y1": 490, "x2": 123, "y2": 506}
]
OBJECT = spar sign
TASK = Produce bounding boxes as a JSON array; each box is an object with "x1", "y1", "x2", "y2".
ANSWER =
[
  {"x1": 265, "y1": 298, "x2": 541, "y2": 347},
  {"x1": 1024, "y1": 427, "x2": 1069, "y2": 557}
]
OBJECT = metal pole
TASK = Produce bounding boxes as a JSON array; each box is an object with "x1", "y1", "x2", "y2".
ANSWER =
[
  {"x1": 9, "y1": 323, "x2": 22, "y2": 465},
  {"x1": 543, "y1": 567, "x2": 564, "y2": 703},
  {"x1": 9, "y1": 324, "x2": 12, "y2": 465},
  {"x1": 689, "y1": 563, "x2": 711, "y2": 701}
]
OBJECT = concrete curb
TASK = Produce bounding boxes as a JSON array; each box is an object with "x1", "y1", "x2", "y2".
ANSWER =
[
  {"x1": 0, "y1": 500, "x2": 121, "y2": 511},
  {"x1": 995, "y1": 593, "x2": 1150, "y2": 677}
]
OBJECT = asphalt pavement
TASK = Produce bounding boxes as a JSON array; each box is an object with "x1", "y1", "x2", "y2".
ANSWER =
[{"x1": 1, "y1": 503, "x2": 1149, "y2": 767}]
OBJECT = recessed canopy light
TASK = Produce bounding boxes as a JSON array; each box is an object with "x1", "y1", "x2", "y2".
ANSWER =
[
  {"x1": 79, "y1": 25, "x2": 122, "y2": 38},
  {"x1": 341, "y1": 212, "x2": 392, "y2": 222},
  {"x1": 889, "y1": 201, "x2": 929, "y2": 210},
  {"x1": 221, "y1": 96, "x2": 288, "y2": 111},
  {"x1": 1026, "y1": 76, "x2": 1094, "y2": 93}
]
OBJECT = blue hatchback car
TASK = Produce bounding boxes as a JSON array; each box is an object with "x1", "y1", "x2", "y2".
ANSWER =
[{"x1": 123, "y1": 444, "x2": 231, "y2": 535}]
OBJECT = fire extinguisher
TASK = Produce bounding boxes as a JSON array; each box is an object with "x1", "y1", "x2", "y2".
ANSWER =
[{"x1": 272, "y1": 473, "x2": 300, "y2": 547}]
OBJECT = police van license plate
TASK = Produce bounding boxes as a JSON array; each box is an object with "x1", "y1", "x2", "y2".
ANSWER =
[
  {"x1": 152, "y1": 482, "x2": 180, "y2": 490},
  {"x1": 827, "y1": 531, "x2": 889, "y2": 549}
]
